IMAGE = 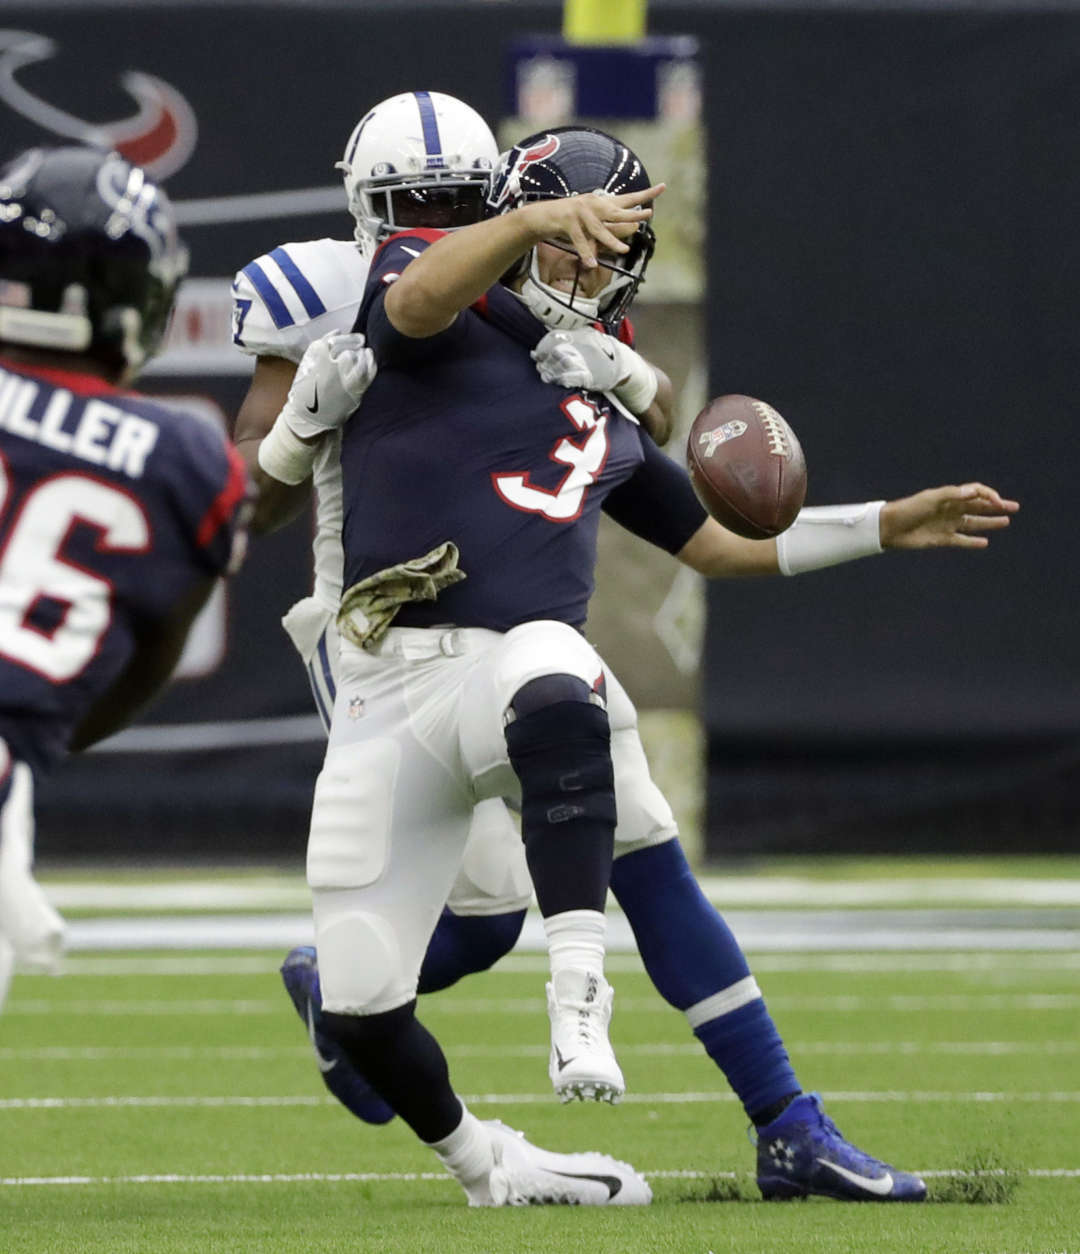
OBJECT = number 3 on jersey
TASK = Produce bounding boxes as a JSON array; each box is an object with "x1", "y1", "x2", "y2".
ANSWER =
[
  {"x1": 492, "y1": 395, "x2": 609, "y2": 522},
  {"x1": 0, "y1": 458, "x2": 150, "y2": 682}
]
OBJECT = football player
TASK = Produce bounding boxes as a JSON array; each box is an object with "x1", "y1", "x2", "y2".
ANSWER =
[
  {"x1": 233, "y1": 92, "x2": 658, "y2": 1206},
  {"x1": 288, "y1": 122, "x2": 1015, "y2": 1204},
  {"x1": 236, "y1": 107, "x2": 1014, "y2": 1203},
  {"x1": 0, "y1": 145, "x2": 249, "y2": 1011}
]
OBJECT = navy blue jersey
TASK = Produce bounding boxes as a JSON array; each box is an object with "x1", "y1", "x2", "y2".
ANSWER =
[
  {"x1": 341, "y1": 231, "x2": 645, "y2": 632},
  {"x1": 0, "y1": 359, "x2": 248, "y2": 774}
]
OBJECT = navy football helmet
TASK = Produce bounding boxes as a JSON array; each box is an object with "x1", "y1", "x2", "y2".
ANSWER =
[
  {"x1": 0, "y1": 145, "x2": 187, "y2": 377},
  {"x1": 488, "y1": 126, "x2": 656, "y2": 331}
]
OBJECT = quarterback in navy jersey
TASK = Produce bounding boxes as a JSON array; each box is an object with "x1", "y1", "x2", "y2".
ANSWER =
[
  {"x1": 243, "y1": 114, "x2": 1016, "y2": 1203},
  {"x1": 0, "y1": 145, "x2": 248, "y2": 1011},
  {"x1": 299, "y1": 123, "x2": 1018, "y2": 1206},
  {"x1": 342, "y1": 233, "x2": 646, "y2": 630}
]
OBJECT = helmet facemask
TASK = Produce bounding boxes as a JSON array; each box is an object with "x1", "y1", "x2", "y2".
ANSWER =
[
  {"x1": 514, "y1": 219, "x2": 655, "y2": 332},
  {"x1": 488, "y1": 127, "x2": 656, "y2": 333}
]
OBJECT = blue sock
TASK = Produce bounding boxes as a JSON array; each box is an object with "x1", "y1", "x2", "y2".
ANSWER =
[
  {"x1": 610, "y1": 840, "x2": 800, "y2": 1119},
  {"x1": 417, "y1": 907, "x2": 526, "y2": 994}
]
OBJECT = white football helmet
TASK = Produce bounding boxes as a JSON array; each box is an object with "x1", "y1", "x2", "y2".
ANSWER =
[{"x1": 337, "y1": 91, "x2": 497, "y2": 245}]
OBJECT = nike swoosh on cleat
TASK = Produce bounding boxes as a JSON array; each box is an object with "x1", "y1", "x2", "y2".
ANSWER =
[
  {"x1": 547, "y1": 1170, "x2": 623, "y2": 1199},
  {"x1": 306, "y1": 1000, "x2": 338, "y2": 1074},
  {"x1": 815, "y1": 1159, "x2": 894, "y2": 1196},
  {"x1": 306, "y1": 384, "x2": 319, "y2": 415},
  {"x1": 552, "y1": 1045, "x2": 577, "y2": 1073}
]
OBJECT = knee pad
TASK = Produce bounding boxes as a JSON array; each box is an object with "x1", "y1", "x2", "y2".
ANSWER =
[
  {"x1": 504, "y1": 687, "x2": 616, "y2": 833},
  {"x1": 507, "y1": 673, "x2": 605, "y2": 720},
  {"x1": 314, "y1": 900, "x2": 409, "y2": 1013}
]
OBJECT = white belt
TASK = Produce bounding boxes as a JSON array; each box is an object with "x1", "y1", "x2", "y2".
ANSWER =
[{"x1": 372, "y1": 625, "x2": 501, "y2": 661}]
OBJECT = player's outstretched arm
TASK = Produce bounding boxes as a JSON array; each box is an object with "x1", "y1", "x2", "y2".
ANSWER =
[
  {"x1": 385, "y1": 186, "x2": 664, "y2": 339},
  {"x1": 677, "y1": 482, "x2": 1018, "y2": 578},
  {"x1": 878, "y1": 482, "x2": 1019, "y2": 550}
]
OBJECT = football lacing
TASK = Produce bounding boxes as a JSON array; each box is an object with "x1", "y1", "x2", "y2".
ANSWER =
[{"x1": 752, "y1": 400, "x2": 790, "y2": 457}]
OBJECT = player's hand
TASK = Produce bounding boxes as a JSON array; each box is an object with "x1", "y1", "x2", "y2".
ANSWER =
[
  {"x1": 281, "y1": 331, "x2": 376, "y2": 440},
  {"x1": 532, "y1": 327, "x2": 630, "y2": 392},
  {"x1": 879, "y1": 483, "x2": 1019, "y2": 550},
  {"x1": 522, "y1": 185, "x2": 665, "y2": 269}
]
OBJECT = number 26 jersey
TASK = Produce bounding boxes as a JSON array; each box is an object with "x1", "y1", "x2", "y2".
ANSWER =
[{"x1": 0, "y1": 359, "x2": 249, "y2": 775}]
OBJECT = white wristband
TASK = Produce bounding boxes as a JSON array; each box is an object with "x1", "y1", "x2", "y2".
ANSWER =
[
  {"x1": 612, "y1": 344, "x2": 659, "y2": 414},
  {"x1": 775, "y1": 501, "x2": 885, "y2": 575},
  {"x1": 257, "y1": 412, "x2": 318, "y2": 485}
]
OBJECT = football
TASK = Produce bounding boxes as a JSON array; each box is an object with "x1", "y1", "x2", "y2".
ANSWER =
[{"x1": 686, "y1": 394, "x2": 807, "y2": 539}]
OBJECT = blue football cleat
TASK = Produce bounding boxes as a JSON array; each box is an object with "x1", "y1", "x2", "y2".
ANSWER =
[
  {"x1": 755, "y1": 1092, "x2": 927, "y2": 1202},
  {"x1": 280, "y1": 946, "x2": 395, "y2": 1125}
]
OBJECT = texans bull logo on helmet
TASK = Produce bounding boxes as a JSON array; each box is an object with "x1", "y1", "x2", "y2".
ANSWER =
[{"x1": 489, "y1": 132, "x2": 562, "y2": 214}]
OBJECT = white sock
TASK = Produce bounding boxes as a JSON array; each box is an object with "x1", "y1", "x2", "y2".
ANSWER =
[
  {"x1": 543, "y1": 908, "x2": 606, "y2": 978},
  {"x1": 427, "y1": 1103, "x2": 495, "y2": 1204}
]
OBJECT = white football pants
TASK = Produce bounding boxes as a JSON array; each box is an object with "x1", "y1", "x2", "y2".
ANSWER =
[{"x1": 298, "y1": 616, "x2": 677, "y2": 1015}]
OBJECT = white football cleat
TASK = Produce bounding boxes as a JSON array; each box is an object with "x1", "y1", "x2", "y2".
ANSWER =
[
  {"x1": 546, "y1": 968, "x2": 625, "y2": 1104},
  {"x1": 482, "y1": 1120, "x2": 651, "y2": 1206}
]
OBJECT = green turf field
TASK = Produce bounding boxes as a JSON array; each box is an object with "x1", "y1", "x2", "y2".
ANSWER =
[{"x1": 2, "y1": 941, "x2": 1078, "y2": 1253}]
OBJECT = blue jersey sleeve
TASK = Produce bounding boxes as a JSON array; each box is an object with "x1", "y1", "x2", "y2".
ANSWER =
[
  {"x1": 602, "y1": 434, "x2": 708, "y2": 554},
  {"x1": 358, "y1": 230, "x2": 477, "y2": 367}
]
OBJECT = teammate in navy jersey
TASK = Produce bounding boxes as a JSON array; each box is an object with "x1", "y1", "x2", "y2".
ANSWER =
[
  {"x1": 0, "y1": 145, "x2": 249, "y2": 1012},
  {"x1": 240, "y1": 113, "x2": 1016, "y2": 1203}
]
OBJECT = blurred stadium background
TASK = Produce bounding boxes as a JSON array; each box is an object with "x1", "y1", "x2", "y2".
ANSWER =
[{"x1": 1, "y1": 0, "x2": 1074, "y2": 865}]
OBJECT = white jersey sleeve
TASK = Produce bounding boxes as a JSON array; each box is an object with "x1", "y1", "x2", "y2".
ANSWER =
[{"x1": 231, "y1": 238, "x2": 372, "y2": 363}]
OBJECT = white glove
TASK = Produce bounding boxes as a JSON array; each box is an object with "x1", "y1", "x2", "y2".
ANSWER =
[
  {"x1": 532, "y1": 327, "x2": 625, "y2": 392},
  {"x1": 531, "y1": 326, "x2": 658, "y2": 413},
  {"x1": 282, "y1": 330, "x2": 376, "y2": 440}
]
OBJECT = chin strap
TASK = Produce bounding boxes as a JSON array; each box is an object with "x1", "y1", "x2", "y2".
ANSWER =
[{"x1": 514, "y1": 249, "x2": 600, "y2": 330}]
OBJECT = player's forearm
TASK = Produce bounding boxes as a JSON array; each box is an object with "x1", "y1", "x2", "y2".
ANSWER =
[
  {"x1": 679, "y1": 502, "x2": 887, "y2": 578},
  {"x1": 676, "y1": 517, "x2": 780, "y2": 577},
  {"x1": 236, "y1": 436, "x2": 313, "y2": 534},
  {"x1": 637, "y1": 366, "x2": 674, "y2": 445},
  {"x1": 385, "y1": 208, "x2": 545, "y2": 337}
]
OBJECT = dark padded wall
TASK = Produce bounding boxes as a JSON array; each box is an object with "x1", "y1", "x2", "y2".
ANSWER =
[{"x1": 700, "y1": 9, "x2": 1080, "y2": 853}]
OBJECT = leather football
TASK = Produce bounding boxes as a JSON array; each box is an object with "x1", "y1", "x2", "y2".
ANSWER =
[{"x1": 686, "y1": 394, "x2": 807, "y2": 539}]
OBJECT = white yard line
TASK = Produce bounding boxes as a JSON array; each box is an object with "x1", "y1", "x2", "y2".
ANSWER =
[
  {"x1": 39, "y1": 875, "x2": 1080, "y2": 910},
  {"x1": 55, "y1": 951, "x2": 1080, "y2": 976},
  {"x1": 7, "y1": 992, "x2": 1080, "y2": 1015},
  {"x1": 3, "y1": 1091, "x2": 1080, "y2": 1111},
  {"x1": 51, "y1": 912, "x2": 1080, "y2": 954},
  {"x1": 1, "y1": 1168, "x2": 1077, "y2": 1187},
  {"x1": 2, "y1": 1040, "x2": 1076, "y2": 1063}
]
